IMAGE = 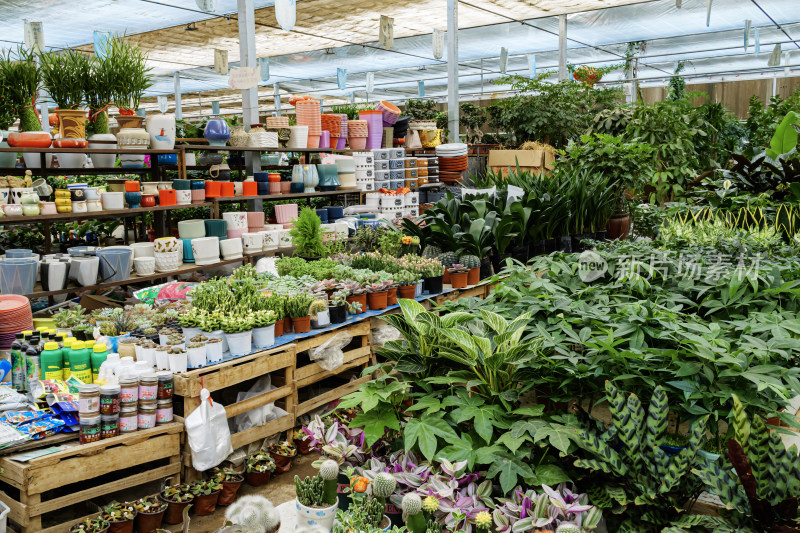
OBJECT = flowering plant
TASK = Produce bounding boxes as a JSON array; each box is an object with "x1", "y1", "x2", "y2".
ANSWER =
[
  {"x1": 492, "y1": 484, "x2": 602, "y2": 532},
  {"x1": 415, "y1": 460, "x2": 492, "y2": 533},
  {"x1": 246, "y1": 451, "x2": 277, "y2": 473},
  {"x1": 218, "y1": 312, "x2": 255, "y2": 334},
  {"x1": 304, "y1": 415, "x2": 370, "y2": 467},
  {"x1": 269, "y1": 440, "x2": 297, "y2": 457},
  {"x1": 447, "y1": 263, "x2": 470, "y2": 274}
]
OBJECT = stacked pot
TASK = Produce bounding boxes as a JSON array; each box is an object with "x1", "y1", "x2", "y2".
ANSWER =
[
  {"x1": 295, "y1": 100, "x2": 322, "y2": 148},
  {"x1": 348, "y1": 120, "x2": 369, "y2": 150}
]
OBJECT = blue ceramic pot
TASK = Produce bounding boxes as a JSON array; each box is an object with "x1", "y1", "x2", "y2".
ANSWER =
[
  {"x1": 257, "y1": 182, "x2": 270, "y2": 195},
  {"x1": 316, "y1": 209, "x2": 329, "y2": 223},
  {"x1": 172, "y1": 179, "x2": 190, "y2": 190},
  {"x1": 254, "y1": 172, "x2": 269, "y2": 182},
  {"x1": 182, "y1": 238, "x2": 195, "y2": 263},
  {"x1": 0, "y1": 258, "x2": 38, "y2": 295},
  {"x1": 317, "y1": 165, "x2": 340, "y2": 191},
  {"x1": 96, "y1": 248, "x2": 133, "y2": 283},
  {"x1": 157, "y1": 153, "x2": 178, "y2": 165},
  {"x1": 190, "y1": 180, "x2": 205, "y2": 190},
  {"x1": 326, "y1": 206, "x2": 344, "y2": 220},
  {"x1": 290, "y1": 182, "x2": 304, "y2": 193},
  {"x1": 204, "y1": 219, "x2": 228, "y2": 240},
  {"x1": 124, "y1": 192, "x2": 142, "y2": 209},
  {"x1": 67, "y1": 246, "x2": 98, "y2": 257},
  {"x1": 204, "y1": 119, "x2": 231, "y2": 146},
  {"x1": 5, "y1": 249, "x2": 32, "y2": 259}
]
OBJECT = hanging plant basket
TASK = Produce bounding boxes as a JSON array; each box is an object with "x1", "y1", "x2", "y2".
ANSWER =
[{"x1": 572, "y1": 65, "x2": 604, "y2": 86}]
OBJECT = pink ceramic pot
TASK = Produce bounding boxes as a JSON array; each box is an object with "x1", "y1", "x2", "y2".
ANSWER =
[
  {"x1": 227, "y1": 228, "x2": 247, "y2": 240},
  {"x1": 246, "y1": 211, "x2": 265, "y2": 228},
  {"x1": 269, "y1": 182, "x2": 281, "y2": 194},
  {"x1": 280, "y1": 182, "x2": 291, "y2": 194},
  {"x1": 275, "y1": 203, "x2": 299, "y2": 224},
  {"x1": 191, "y1": 189, "x2": 206, "y2": 203}
]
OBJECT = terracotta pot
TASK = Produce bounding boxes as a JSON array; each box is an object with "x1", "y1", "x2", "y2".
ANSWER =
[
  {"x1": 134, "y1": 509, "x2": 166, "y2": 533},
  {"x1": 346, "y1": 294, "x2": 367, "y2": 313},
  {"x1": 270, "y1": 452, "x2": 294, "y2": 474},
  {"x1": 467, "y1": 267, "x2": 480, "y2": 285},
  {"x1": 367, "y1": 291, "x2": 388, "y2": 311},
  {"x1": 246, "y1": 470, "x2": 272, "y2": 486},
  {"x1": 218, "y1": 478, "x2": 244, "y2": 506},
  {"x1": 283, "y1": 316, "x2": 292, "y2": 334},
  {"x1": 387, "y1": 287, "x2": 397, "y2": 306},
  {"x1": 274, "y1": 319, "x2": 284, "y2": 337},
  {"x1": 442, "y1": 269, "x2": 451, "y2": 284},
  {"x1": 397, "y1": 284, "x2": 416, "y2": 299},
  {"x1": 193, "y1": 491, "x2": 220, "y2": 516},
  {"x1": 296, "y1": 438, "x2": 313, "y2": 455},
  {"x1": 116, "y1": 115, "x2": 144, "y2": 129},
  {"x1": 450, "y1": 271, "x2": 468, "y2": 289},
  {"x1": 606, "y1": 212, "x2": 631, "y2": 240},
  {"x1": 141, "y1": 194, "x2": 156, "y2": 207},
  {"x1": 292, "y1": 316, "x2": 311, "y2": 334},
  {"x1": 160, "y1": 496, "x2": 191, "y2": 525},
  {"x1": 107, "y1": 515, "x2": 136, "y2": 533}
]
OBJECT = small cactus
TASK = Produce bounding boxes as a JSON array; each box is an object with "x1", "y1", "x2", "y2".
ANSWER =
[
  {"x1": 319, "y1": 459, "x2": 339, "y2": 506},
  {"x1": 422, "y1": 245, "x2": 442, "y2": 259},
  {"x1": 555, "y1": 523, "x2": 582, "y2": 533},
  {"x1": 437, "y1": 251, "x2": 459, "y2": 268},
  {"x1": 295, "y1": 475, "x2": 327, "y2": 507},
  {"x1": 459, "y1": 254, "x2": 480, "y2": 269},
  {"x1": 402, "y1": 493, "x2": 426, "y2": 533},
  {"x1": 475, "y1": 511, "x2": 492, "y2": 529},
  {"x1": 372, "y1": 472, "x2": 397, "y2": 499},
  {"x1": 422, "y1": 495, "x2": 439, "y2": 513},
  {"x1": 224, "y1": 495, "x2": 281, "y2": 533}
]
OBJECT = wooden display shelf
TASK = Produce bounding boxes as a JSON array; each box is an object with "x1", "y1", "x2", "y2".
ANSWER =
[
  {"x1": 208, "y1": 189, "x2": 359, "y2": 217},
  {"x1": 172, "y1": 344, "x2": 297, "y2": 480},
  {"x1": 0, "y1": 202, "x2": 211, "y2": 226},
  {"x1": 0, "y1": 167, "x2": 153, "y2": 175},
  {"x1": 0, "y1": 147, "x2": 180, "y2": 154},
  {"x1": 0, "y1": 421, "x2": 183, "y2": 533},
  {"x1": 180, "y1": 144, "x2": 352, "y2": 153},
  {"x1": 26, "y1": 255, "x2": 250, "y2": 299}
]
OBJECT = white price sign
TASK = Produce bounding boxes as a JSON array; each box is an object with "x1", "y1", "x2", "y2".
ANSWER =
[{"x1": 228, "y1": 67, "x2": 260, "y2": 90}]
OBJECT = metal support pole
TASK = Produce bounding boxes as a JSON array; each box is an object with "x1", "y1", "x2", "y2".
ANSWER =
[
  {"x1": 447, "y1": 0, "x2": 459, "y2": 143},
  {"x1": 558, "y1": 15, "x2": 567, "y2": 81},
  {"x1": 273, "y1": 83, "x2": 281, "y2": 116},
  {"x1": 174, "y1": 73, "x2": 183, "y2": 121},
  {"x1": 237, "y1": 0, "x2": 262, "y2": 212}
]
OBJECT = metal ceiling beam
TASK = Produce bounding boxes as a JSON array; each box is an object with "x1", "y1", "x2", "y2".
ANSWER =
[{"x1": 447, "y1": 0, "x2": 459, "y2": 143}]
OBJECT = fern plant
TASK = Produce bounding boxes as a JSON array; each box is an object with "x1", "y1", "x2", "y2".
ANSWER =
[{"x1": 289, "y1": 207, "x2": 326, "y2": 258}]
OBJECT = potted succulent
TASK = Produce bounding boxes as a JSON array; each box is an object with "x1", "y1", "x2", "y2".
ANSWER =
[
  {"x1": 264, "y1": 294, "x2": 287, "y2": 337},
  {"x1": 167, "y1": 345, "x2": 187, "y2": 374},
  {"x1": 101, "y1": 502, "x2": 137, "y2": 533},
  {"x1": 154, "y1": 344, "x2": 170, "y2": 371},
  {"x1": 177, "y1": 311, "x2": 203, "y2": 339},
  {"x1": 206, "y1": 337, "x2": 223, "y2": 363},
  {"x1": 294, "y1": 460, "x2": 340, "y2": 531},
  {"x1": 422, "y1": 258, "x2": 445, "y2": 294},
  {"x1": 199, "y1": 311, "x2": 227, "y2": 353},
  {"x1": 190, "y1": 478, "x2": 222, "y2": 516},
  {"x1": 219, "y1": 312, "x2": 254, "y2": 356},
  {"x1": 213, "y1": 468, "x2": 245, "y2": 506},
  {"x1": 167, "y1": 333, "x2": 185, "y2": 349},
  {"x1": 132, "y1": 496, "x2": 167, "y2": 533},
  {"x1": 158, "y1": 326, "x2": 176, "y2": 346},
  {"x1": 395, "y1": 270, "x2": 418, "y2": 300},
  {"x1": 347, "y1": 301, "x2": 363, "y2": 316},
  {"x1": 287, "y1": 292, "x2": 315, "y2": 334},
  {"x1": 342, "y1": 281, "x2": 367, "y2": 312},
  {"x1": 269, "y1": 440, "x2": 297, "y2": 474},
  {"x1": 69, "y1": 517, "x2": 110, "y2": 533},
  {"x1": 246, "y1": 451, "x2": 277, "y2": 486},
  {"x1": 252, "y1": 309, "x2": 277, "y2": 349},
  {"x1": 386, "y1": 279, "x2": 398, "y2": 306},
  {"x1": 366, "y1": 282, "x2": 391, "y2": 311},
  {"x1": 447, "y1": 264, "x2": 469, "y2": 289},
  {"x1": 186, "y1": 341, "x2": 206, "y2": 368},
  {"x1": 329, "y1": 290, "x2": 348, "y2": 324},
  {"x1": 159, "y1": 484, "x2": 195, "y2": 525},
  {"x1": 309, "y1": 299, "x2": 330, "y2": 329},
  {"x1": 140, "y1": 339, "x2": 157, "y2": 367}
]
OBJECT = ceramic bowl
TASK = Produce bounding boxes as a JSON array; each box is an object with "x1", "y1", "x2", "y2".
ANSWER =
[
  {"x1": 178, "y1": 219, "x2": 206, "y2": 240},
  {"x1": 101, "y1": 192, "x2": 124, "y2": 210},
  {"x1": 220, "y1": 237, "x2": 243, "y2": 260},
  {"x1": 134, "y1": 257, "x2": 156, "y2": 276}
]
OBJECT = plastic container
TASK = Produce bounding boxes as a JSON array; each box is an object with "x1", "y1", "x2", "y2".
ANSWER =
[
  {"x1": 78, "y1": 384, "x2": 101, "y2": 414},
  {"x1": 138, "y1": 401, "x2": 157, "y2": 429},
  {"x1": 157, "y1": 371, "x2": 174, "y2": 399},
  {"x1": 120, "y1": 376, "x2": 139, "y2": 405},
  {"x1": 100, "y1": 384, "x2": 121, "y2": 415},
  {"x1": 79, "y1": 414, "x2": 102, "y2": 444},
  {"x1": 69, "y1": 341, "x2": 93, "y2": 383},
  {"x1": 156, "y1": 398, "x2": 173, "y2": 425},
  {"x1": 100, "y1": 414, "x2": 120, "y2": 439},
  {"x1": 40, "y1": 341, "x2": 63, "y2": 380},
  {"x1": 119, "y1": 404, "x2": 138, "y2": 433},
  {"x1": 139, "y1": 372, "x2": 158, "y2": 401},
  {"x1": 91, "y1": 343, "x2": 109, "y2": 384}
]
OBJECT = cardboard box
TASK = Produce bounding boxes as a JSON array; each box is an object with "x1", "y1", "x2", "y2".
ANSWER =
[{"x1": 487, "y1": 149, "x2": 555, "y2": 176}]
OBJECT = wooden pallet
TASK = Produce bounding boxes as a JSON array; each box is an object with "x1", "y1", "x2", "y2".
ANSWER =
[
  {"x1": 0, "y1": 421, "x2": 182, "y2": 533},
  {"x1": 294, "y1": 321, "x2": 374, "y2": 416},
  {"x1": 172, "y1": 344, "x2": 297, "y2": 479}
]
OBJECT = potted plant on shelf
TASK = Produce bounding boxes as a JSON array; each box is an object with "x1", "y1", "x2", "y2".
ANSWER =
[
  {"x1": 177, "y1": 311, "x2": 202, "y2": 339},
  {"x1": 69, "y1": 517, "x2": 110, "y2": 533},
  {"x1": 167, "y1": 345, "x2": 187, "y2": 374},
  {"x1": 348, "y1": 472, "x2": 397, "y2": 531},
  {"x1": 252, "y1": 309, "x2": 277, "y2": 349},
  {"x1": 263, "y1": 293, "x2": 287, "y2": 337},
  {"x1": 459, "y1": 254, "x2": 481, "y2": 285},
  {"x1": 213, "y1": 468, "x2": 245, "y2": 506},
  {"x1": 269, "y1": 440, "x2": 297, "y2": 474},
  {"x1": 395, "y1": 270, "x2": 418, "y2": 300},
  {"x1": 292, "y1": 427, "x2": 314, "y2": 455},
  {"x1": 160, "y1": 484, "x2": 194, "y2": 525},
  {"x1": 347, "y1": 301, "x2": 363, "y2": 316},
  {"x1": 422, "y1": 258, "x2": 444, "y2": 294},
  {"x1": 342, "y1": 281, "x2": 367, "y2": 312},
  {"x1": 219, "y1": 312, "x2": 254, "y2": 356},
  {"x1": 447, "y1": 264, "x2": 470, "y2": 289},
  {"x1": 366, "y1": 282, "x2": 391, "y2": 311},
  {"x1": 0, "y1": 47, "x2": 42, "y2": 132},
  {"x1": 38, "y1": 49, "x2": 90, "y2": 140},
  {"x1": 190, "y1": 478, "x2": 222, "y2": 516},
  {"x1": 85, "y1": 52, "x2": 117, "y2": 167},
  {"x1": 290, "y1": 207, "x2": 326, "y2": 260},
  {"x1": 101, "y1": 502, "x2": 137, "y2": 533},
  {"x1": 132, "y1": 496, "x2": 167, "y2": 533},
  {"x1": 294, "y1": 459, "x2": 340, "y2": 531},
  {"x1": 309, "y1": 299, "x2": 330, "y2": 329},
  {"x1": 329, "y1": 290, "x2": 347, "y2": 324},
  {"x1": 286, "y1": 292, "x2": 315, "y2": 334},
  {"x1": 186, "y1": 340, "x2": 206, "y2": 368},
  {"x1": 246, "y1": 451, "x2": 277, "y2": 486}
]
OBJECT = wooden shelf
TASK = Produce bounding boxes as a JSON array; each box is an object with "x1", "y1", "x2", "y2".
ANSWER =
[
  {"x1": 26, "y1": 255, "x2": 250, "y2": 299},
  {"x1": 0, "y1": 203, "x2": 212, "y2": 226},
  {"x1": 180, "y1": 144, "x2": 352, "y2": 153},
  {"x1": 0, "y1": 167, "x2": 153, "y2": 175},
  {"x1": 0, "y1": 147, "x2": 179, "y2": 154},
  {"x1": 209, "y1": 189, "x2": 359, "y2": 203}
]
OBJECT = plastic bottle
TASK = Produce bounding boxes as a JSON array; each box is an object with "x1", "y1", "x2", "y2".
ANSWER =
[
  {"x1": 68, "y1": 341, "x2": 93, "y2": 383},
  {"x1": 40, "y1": 342, "x2": 63, "y2": 380},
  {"x1": 10, "y1": 333, "x2": 26, "y2": 390},
  {"x1": 25, "y1": 346, "x2": 40, "y2": 389},
  {"x1": 91, "y1": 343, "x2": 110, "y2": 384},
  {"x1": 62, "y1": 337, "x2": 77, "y2": 379}
]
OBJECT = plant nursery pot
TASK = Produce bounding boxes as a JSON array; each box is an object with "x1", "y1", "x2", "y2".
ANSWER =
[
  {"x1": 367, "y1": 291, "x2": 388, "y2": 310},
  {"x1": 253, "y1": 324, "x2": 275, "y2": 348},
  {"x1": 442, "y1": 269, "x2": 451, "y2": 284},
  {"x1": 135, "y1": 509, "x2": 166, "y2": 533},
  {"x1": 107, "y1": 518, "x2": 135, "y2": 533},
  {"x1": 160, "y1": 497, "x2": 191, "y2": 525},
  {"x1": 193, "y1": 490, "x2": 220, "y2": 516},
  {"x1": 606, "y1": 212, "x2": 631, "y2": 240},
  {"x1": 467, "y1": 267, "x2": 480, "y2": 286},
  {"x1": 274, "y1": 319, "x2": 284, "y2": 337},
  {"x1": 311, "y1": 310, "x2": 330, "y2": 329},
  {"x1": 557, "y1": 235, "x2": 572, "y2": 253},
  {"x1": 386, "y1": 287, "x2": 398, "y2": 306},
  {"x1": 296, "y1": 438, "x2": 313, "y2": 455},
  {"x1": 346, "y1": 294, "x2": 367, "y2": 313},
  {"x1": 491, "y1": 253, "x2": 510, "y2": 274},
  {"x1": 397, "y1": 284, "x2": 416, "y2": 300},
  {"x1": 283, "y1": 316, "x2": 292, "y2": 333},
  {"x1": 292, "y1": 316, "x2": 311, "y2": 334},
  {"x1": 480, "y1": 256, "x2": 492, "y2": 281},
  {"x1": 295, "y1": 498, "x2": 338, "y2": 532},
  {"x1": 246, "y1": 470, "x2": 272, "y2": 486},
  {"x1": 531, "y1": 239, "x2": 546, "y2": 256},
  {"x1": 330, "y1": 304, "x2": 346, "y2": 324},
  {"x1": 218, "y1": 477, "x2": 244, "y2": 506},
  {"x1": 226, "y1": 330, "x2": 252, "y2": 356},
  {"x1": 270, "y1": 452, "x2": 294, "y2": 474},
  {"x1": 424, "y1": 276, "x2": 443, "y2": 294},
  {"x1": 450, "y1": 272, "x2": 468, "y2": 289}
]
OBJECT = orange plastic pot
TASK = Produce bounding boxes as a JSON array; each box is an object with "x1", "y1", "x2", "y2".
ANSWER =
[
  {"x1": 242, "y1": 182, "x2": 258, "y2": 196},
  {"x1": 125, "y1": 180, "x2": 141, "y2": 192},
  {"x1": 450, "y1": 272, "x2": 468, "y2": 289},
  {"x1": 205, "y1": 181, "x2": 221, "y2": 197},
  {"x1": 292, "y1": 316, "x2": 311, "y2": 334},
  {"x1": 367, "y1": 291, "x2": 388, "y2": 311},
  {"x1": 387, "y1": 287, "x2": 397, "y2": 306},
  {"x1": 467, "y1": 267, "x2": 480, "y2": 285},
  {"x1": 397, "y1": 284, "x2": 416, "y2": 299},
  {"x1": 158, "y1": 189, "x2": 176, "y2": 206},
  {"x1": 274, "y1": 319, "x2": 284, "y2": 337},
  {"x1": 220, "y1": 182, "x2": 235, "y2": 197}
]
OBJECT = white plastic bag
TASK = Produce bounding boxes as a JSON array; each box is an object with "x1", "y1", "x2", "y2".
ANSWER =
[
  {"x1": 232, "y1": 376, "x2": 275, "y2": 432},
  {"x1": 309, "y1": 331, "x2": 352, "y2": 371},
  {"x1": 372, "y1": 323, "x2": 402, "y2": 349},
  {"x1": 185, "y1": 388, "x2": 233, "y2": 471}
]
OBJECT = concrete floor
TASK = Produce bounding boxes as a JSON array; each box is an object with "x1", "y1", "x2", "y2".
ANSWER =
[{"x1": 164, "y1": 452, "x2": 318, "y2": 532}]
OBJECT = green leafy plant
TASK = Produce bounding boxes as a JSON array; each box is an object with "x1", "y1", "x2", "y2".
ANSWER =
[
  {"x1": 290, "y1": 207, "x2": 326, "y2": 258},
  {"x1": 38, "y1": 49, "x2": 90, "y2": 109},
  {"x1": 0, "y1": 46, "x2": 41, "y2": 131},
  {"x1": 286, "y1": 292, "x2": 315, "y2": 318},
  {"x1": 106, "y1": 36, "x2": 152, "y2": 113}
]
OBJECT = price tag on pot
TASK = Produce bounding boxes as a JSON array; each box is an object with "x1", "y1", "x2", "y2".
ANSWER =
[{"x1": 228, "y1": 67, "x2": 260, "y2": 90}]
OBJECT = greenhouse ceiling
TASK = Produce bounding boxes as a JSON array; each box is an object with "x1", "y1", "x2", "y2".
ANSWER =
[{"x1": 0, "y1": 0, "x2": 798, "y2": 117}]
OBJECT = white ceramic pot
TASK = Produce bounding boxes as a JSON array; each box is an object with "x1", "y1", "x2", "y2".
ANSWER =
[
  {"x1": 220, "y1": 237, "x2": 243, "y2": 260},
  {"x1": 134, "y1": 257, "x2": 156, "y2": 276},
  {"x1": 191, "y1": 237, "x2": 220, "y2": 266},
  {"x1": 57, "y1": 152, "x2": 87, "y2": 169},
  {"x1": 253, "y1": 324, "x2": 275, "y2": 349},
  {"x1": 185, "y1": 153, "x2": 197, "y2": 166},
  {"x1": 88, "y1": 133, "x2": 118, "y2": 168},
  {"x1": 205, "y1": 340, "x2": 223, "y2": 363},
  {"x1": 295, "y1": 499, "x2": 337, "y2": 531},
  {"x1": 86, "y1": 199, "x2": 103, "y2": 212},
  {"x1": 155, "y1": 348, "x2": 170, "y2": 371},
  {"x1": 101, "y1": 192, "x2": 124, "y2": 210},
  {"x1": 176, "y1": 189, "x2": 192, "y2": 205},
  {"x1": 116, "y1": 127, "x2": 150, "y2": 168},
  {"x1": 131, "y1": 242, "x2": 155, "y2": 258},
  {"x1": 178, "y1": 219, "x2": 206, "y2": 240},
  {"x1": 187, "y1": 345, "x2": 206, "y2": 367},
  {"x1": 142, "y1": 182, "x2": 159, "y2": 195},
  {"x1": 226, "y1": 330, "x2": 252, "y2": 356},
  {"x1": 40, "y1": 260, "x2": 68, "y2": 292},
  {"x1": 71, "y1": 200, "x2": 87, "y2": 213},
  {"x1": 169, "y1": 351, "x2": 188, "y2": 374},
  {"x1": 262, "y1": 230, "x2": 279, "y2": 250},
  {"x1": 69, "y1": 256, "x2": 100, "y2": 286},
  {"x1": 154, "y1": 250, "x2": 181, "y2": 272},
  {"x1": 242, "y1": 232, "x2": 262, "y2": 253},
  {"x1": 234, "y1": 182, "x2": 244, "y2": 196},
  {"x1": 0, "y1": 189, "x2": 9, "y2": 206},
  {"x1": 222, "y1": 211, "x2": 248, "y2": 230},
  {"x1": 312, "y1": 310, "x2": 330, "y2": 329},
  {"x1": 153, "y1": 237, "x2": 181, "y2": 253},
  {"x1": 146, "y1": 114, "x2": 176, "y2": 150},
  {"x1": 278, "y1": 229, "x2": 292, "y2": 249},
  {"x1": 10, "y1": 187, "x2": 34, "y2": 205},
  {"x1": 140, "y1": 346, "x2": 156, "y2": 367}
]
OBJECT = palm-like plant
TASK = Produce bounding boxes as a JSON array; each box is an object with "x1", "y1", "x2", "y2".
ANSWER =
[
  {"x1": 85, "y1": 55, "x2": 115, "y2": 135},
  {"x1": 106, "y1": 36, "x2": 152, "y2": 113},
  {"x1": 38, "y1": 49, "x2": 90, "y2": 109},
  {"x1": 0, "y1": 46, "x2": 41, "y2": 131}
]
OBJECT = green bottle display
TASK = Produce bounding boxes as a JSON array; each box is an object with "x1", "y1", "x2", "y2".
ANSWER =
[
  {"x1": 10, "y1": 333, "x2": 26, "y2": 390},
  {"x1": 68, "y1": 341, "x2": 93, "y2": 383},
  {"x1": 91, "y1": 343, "x2": 109, "y2": 384},
  {"x1": 62, "y1": 337, "x2": 76, "y2": 379},
  {"x1": 40, "y1": 342, "x2": 63, "y2": 380}
]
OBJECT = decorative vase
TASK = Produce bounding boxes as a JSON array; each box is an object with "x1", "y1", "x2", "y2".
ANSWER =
[
  {"x1": 116, "y1": 127, "x2": 150, "y2": 168},
  {"x1": 204, "y1": 119, "x2": 231, "y2": 146},
  {"x1": 69, "y1": 256, "x2": 100, "y2": 286},
  {"x1": 88, "y1": 133, "x2": 118, "y2": 168},
  {"x1": 146, "y1": 114, "x2": 176, "y2": 150}
]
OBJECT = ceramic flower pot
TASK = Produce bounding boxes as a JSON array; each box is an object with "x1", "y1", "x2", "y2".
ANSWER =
[
  {"x1": 178, "y1": 219, "x2": 206, "y2": 240},
  {"x1": 204, "y1": 119, "x2": 231, "y2": 146},
  {"x1": 88, "y1": 133, "x2": 118, "y2": 168},
  {"x1": 69, "y1": 256, "x2": 100, "y2": 287},
  {"x1": 242, "y1": 232, "x2": 262, "y2": 253},
  {"x1": 274, "y1": 204, "x2": 298, "y2": 224},
  {"x1": 0, "y1": 258, "x2": 38, "y2": 295},
  {"x1": 220, "y1": 237, "x2": 243, "y2": 260},
  {"x1": 146, "y1": 114, "x2": 176, "y2": 150},
  {"x1": 96, "y1": 247, "x2": 133, "y2": 282},
  {"x1": 263, "y1": 230, "x2": 279, "y2": 250},
  {"x1": 124, "y1": 192, "x2": 142, "y2": 208},
  {"x1": 116, "y1": 127, "x2": 150, "y2": 167},
  {"x1": 191, "y1": 237, "x2": 221, "y2": 266},
  {"x1": 102, "y1": 192, "x2": 124, "y2": 210},
  {"x1": 204, "y1": 220, "x2": 228, "y2": 240},
  {"x1": 142, "y1": 182, "x2": 159, "y2": 195},
  {"x1": 154, "y1": 237, "x2": 181, "y2": 253},
  {"x1": 154, "y1": 251, "x2": 181, "y2": 272},
  {"x1": 134, "y1": 257, "x2": 156, "y2": 276},
  {"x1": 176, "y1": 190, "x2": 192, "y2": 205},
  {"x1": 295, "y1": 498, "x2": 337, "y2": 532},
  {"x1": 158, "y1": 189, "x2": 177, "y2": 206},
  {"x1": 226, "y1": 330, "x2": 252, "y2": 356},
  {"x1": 222, "y1": 211, "x2": 248, "y2": 230},
  {"x1": 253, "y1": 324, "x2": 275, "y2": 348},
  {"x1": 131, "y1": 242, "x2": 155, "y2": 258}
]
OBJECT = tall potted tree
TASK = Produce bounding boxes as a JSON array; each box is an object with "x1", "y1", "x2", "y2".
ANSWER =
[
  {"x1": 39, "y1": 49, "x2": 90, "y2": 140},
  {"x1": 86, "y1": 53, "x2": 117, "y2": 167},
  {"x1": 108, "y1": 36, "x2": 152, "y2": 168}
]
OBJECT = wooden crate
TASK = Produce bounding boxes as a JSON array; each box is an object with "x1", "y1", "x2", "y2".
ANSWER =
[
  {"x1": 172, "y1": 344, "x2": 297, "y2": 478},
  {"x1": 0, "y1": 421, "x2": 182, "y2": 533},
  {"x1": 294, "y1": 321, "x2": 374, "y2": 416}
]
